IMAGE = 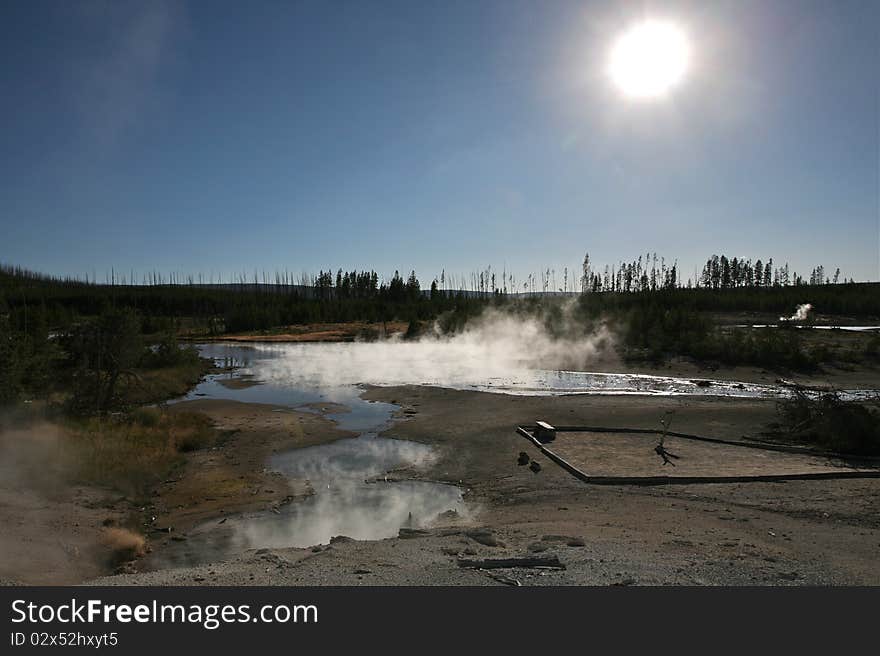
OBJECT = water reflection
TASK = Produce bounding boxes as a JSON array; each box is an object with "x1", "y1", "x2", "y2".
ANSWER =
[{"x1": 154, "y1": 437, "x2": 464, "y2": 568}]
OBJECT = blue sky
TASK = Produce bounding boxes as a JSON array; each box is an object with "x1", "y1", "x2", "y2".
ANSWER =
[{"x1": 1, "y1": 0, "x2": 878, "y2": 285}]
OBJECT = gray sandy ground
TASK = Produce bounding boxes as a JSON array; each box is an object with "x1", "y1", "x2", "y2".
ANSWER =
[{"x1": 91, "y1": 388, "x2": 880, "y2": 586}]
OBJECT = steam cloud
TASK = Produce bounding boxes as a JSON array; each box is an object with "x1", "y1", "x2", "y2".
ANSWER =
[
  {"x1": 249, "y1": 303, "x2": 616, "y2": 392},
  {"x1": 780, "y1": 303, "x2": 813, "y2": 322}
]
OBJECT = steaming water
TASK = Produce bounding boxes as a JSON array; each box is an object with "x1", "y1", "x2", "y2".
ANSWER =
[
  {"x1": 154, "y1": 436, "x2": 466, "y2": 567},
  {"x1": 177, "y1": 344, "x2": 398, "y2": 431},
  {"x1": 184, "y1": 342, "x2": 874, "y2": 400},
  {"x1": 157, "y1": 338, "x2": 876, "y2": 566},
  {"x1": 157, "y1": 343, "x2": 468, "y2": 567}
]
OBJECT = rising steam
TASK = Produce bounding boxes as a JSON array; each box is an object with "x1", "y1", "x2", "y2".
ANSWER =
[
  {"x1": 248, "y1": 303, "x2": 616, "y2": 392},
  {"x1": 780, "y1": 303, "x2": 813, "y2": 322}
]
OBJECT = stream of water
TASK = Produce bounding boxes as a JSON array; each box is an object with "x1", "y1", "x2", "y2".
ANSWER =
[{"x1": 155, "y1": 340, "x2": 876, "y2": 566}]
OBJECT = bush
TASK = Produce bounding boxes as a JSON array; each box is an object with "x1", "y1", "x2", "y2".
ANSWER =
[
  {"x1": 776, "y1": 389, "x2": 880, "y2": 455},
  {"x1": 141, "y1": 331, "x2": 200, "y2": 368}
]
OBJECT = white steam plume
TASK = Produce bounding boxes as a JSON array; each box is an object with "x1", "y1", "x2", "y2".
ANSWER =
[
  {"x1": 780, "y1": 303, "x2": 813, "y2": 322},
  {"x1": 249, "y1": 303, "x2": 616, "y2": 391}
]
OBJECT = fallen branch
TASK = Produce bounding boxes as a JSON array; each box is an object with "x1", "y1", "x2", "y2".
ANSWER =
[{"x1": 457, "y1": 555, "x2": 565, "y2": 570}]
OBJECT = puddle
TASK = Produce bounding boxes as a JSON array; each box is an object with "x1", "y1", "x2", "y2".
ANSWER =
[{"x1": 154, "y1": 436, "x2": 464, "y2": 568}]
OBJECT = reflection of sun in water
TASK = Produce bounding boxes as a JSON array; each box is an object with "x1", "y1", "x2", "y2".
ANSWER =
[{"x1": 608, "y1": 20, "x2": 690, "y2": 99}]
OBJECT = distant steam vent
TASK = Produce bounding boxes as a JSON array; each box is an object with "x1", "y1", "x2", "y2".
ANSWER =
[{"x1": 780, "y1": 303, "x2": 813, "y2": 322}]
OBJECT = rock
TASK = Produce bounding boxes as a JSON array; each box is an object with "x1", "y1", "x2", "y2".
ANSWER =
[
  {"x1": 330, "y1": 535, "x2": 355, "y2": 544},
  {"x1": 517, "y1": 452, "x2": 530, "y2": 466},
  {"x1": 487, "y1": 573, "x2": 521, "y2": 586},
  {"x1": 529, "y1": 461, "x2": 542, "y2": 473},
  {"x1": 353, "y1": 569, "x2": 372, "y2": 575},
  {"x1": 566, "y1": 538, "x2": 586, "y2": 547},
  {"x1": 398, "y1": 528, "x2": 431, "y2": 539},
  {"x1": 541, "y1": 534, "x2": 569, "y2": 542},
  {"x1": 528, "y1": 542, "x2": 549, "y2": 553},
  {"x1": 458, "y1": 555, "x2": 565, "y2": 570},
  {"x1": 466, "y1": 529, "x2": 505, "y2": 548}
]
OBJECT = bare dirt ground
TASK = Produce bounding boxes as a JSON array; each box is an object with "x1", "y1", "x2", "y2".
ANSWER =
[
  {"x1": 90, "y1": 385, "x2": 879, "y2": 586},
  {"x1": 0, "y1": 423, "x2": 130, "y2": 585}
]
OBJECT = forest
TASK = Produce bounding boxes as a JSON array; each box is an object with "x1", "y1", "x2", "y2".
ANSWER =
[{"x1": 1, "y1": 255, "x2": 878, "y2": 410}]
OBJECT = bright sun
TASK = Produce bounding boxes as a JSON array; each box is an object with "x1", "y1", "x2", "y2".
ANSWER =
[{"x1": 608, "y1": 20, "x2": 690, "y2": 99}]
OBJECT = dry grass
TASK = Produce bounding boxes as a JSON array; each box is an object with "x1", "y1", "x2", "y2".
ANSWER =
[
  {"x1": 99, "y1": 527, "x2": 146, "y2": 566},
  {"x1": 116, "y1": 361, "x2": 211, "y2": 407},
  {"x1": 67, "y1": 409, "x2": 216, "y2": 497}
]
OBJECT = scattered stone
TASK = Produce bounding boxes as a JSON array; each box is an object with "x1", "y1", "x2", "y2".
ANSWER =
[
  {"x1": 517, "y1": 452, "x2": 530, "y2": 466},
  {"x1": 353, "y1": 569, "x2": 372, "y2": 575}
]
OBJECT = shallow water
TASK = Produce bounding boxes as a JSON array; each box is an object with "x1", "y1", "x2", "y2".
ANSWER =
[
  {"x1": 735, "y1": 324, "x2": 880, "y2": 332},
  {"x1": 185, "y1": 342, "x2": 874, "y2": 401},
  {"x1": 178, "y1": 343, "x2": 397, "y2": 431},
  {"x1": 154, "y1": 435, "x2": 465, "y2": 567},
  {"x1": 157, "y1": 343, "x2": 466, "y2": 566}
]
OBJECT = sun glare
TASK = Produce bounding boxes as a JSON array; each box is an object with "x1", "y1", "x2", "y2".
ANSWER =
[{"x1": 608, "y1": 20, "x2": 690, "y2": 99}]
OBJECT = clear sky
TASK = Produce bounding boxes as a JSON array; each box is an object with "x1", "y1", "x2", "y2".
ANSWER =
[{"x1": 2, "y1": 0, "x2": 878, "y2": 285}]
